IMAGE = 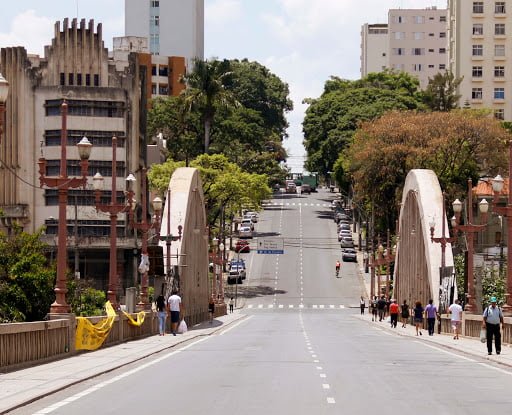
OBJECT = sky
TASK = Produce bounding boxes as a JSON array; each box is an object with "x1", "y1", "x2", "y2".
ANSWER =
[{"x1": 0, "y1": 0, "x2": 447, "y2": 172}]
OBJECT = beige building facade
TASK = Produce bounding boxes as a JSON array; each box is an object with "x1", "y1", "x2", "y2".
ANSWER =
[
  {"x1": 388, "y1": 7, "x2": 449, "y2": 88},
  {"x1": 360, "y1": 23, "x2": 389, "y2": 77},
  {"x1": 449, "y1": 0, "x2": 511, "y2": 120}
]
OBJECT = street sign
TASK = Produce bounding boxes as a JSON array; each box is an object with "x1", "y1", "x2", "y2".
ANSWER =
[{"x1": 257, "y1": 238, "x2": 284, "y2": 254}]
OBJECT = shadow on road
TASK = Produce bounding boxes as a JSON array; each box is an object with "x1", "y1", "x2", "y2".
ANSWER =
[{"x1": 225, "y1": 285, "x2": 287, "y2": 299}]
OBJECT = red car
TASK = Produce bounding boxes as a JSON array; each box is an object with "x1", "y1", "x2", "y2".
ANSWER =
[{"x1": 235, "y1": 240, "x2": 250, "y2": 253}]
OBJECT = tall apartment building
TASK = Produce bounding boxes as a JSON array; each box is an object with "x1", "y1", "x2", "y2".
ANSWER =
[
  {"x1": 388, "y1": 7, "x2": 449, "y2": 89},
  {"x1": 360, "y1": 23, "x2": 389, "y2": 77},
  {"x1": 125, "y1": 0, "x2": 204, "y2": 69},
  {"x1": 449, "y1": 0, "x2": 511, "y2": 120}
]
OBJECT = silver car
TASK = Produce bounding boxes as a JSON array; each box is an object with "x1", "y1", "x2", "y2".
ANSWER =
[
  {"x1": 342, "y1": 248, "x2": 357, "y2": 262},
  {"x1": 340, "y1": 236, "x2": 354, "y2": 248}
]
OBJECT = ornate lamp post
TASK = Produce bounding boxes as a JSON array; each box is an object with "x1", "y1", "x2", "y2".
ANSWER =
[
  {"x1": 218, "y1": 241, "x2": 225, "y2": 303},
  {"x1": 38, "y1": 100, "x2": 93, "y2": 313},
  {"x1": 491, "y1": 151, "x2": 512, "y2": 313},
  {"x1": 0, "y1": 73, "x2": 9, "y2": 144},
  {"x1": 126, "y1": 168, "x2": 162, "y2": 310},
  {"x1": 451, "y1": 178, "x2": 490, "y2": 313},
  {"x1": 92, "y1": 136, "x2": 132, "y2": 309}
]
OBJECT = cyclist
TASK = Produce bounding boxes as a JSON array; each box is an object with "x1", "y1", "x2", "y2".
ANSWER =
[{"x1": 335, "y1": 260, "x2": 341, "y2": 277}]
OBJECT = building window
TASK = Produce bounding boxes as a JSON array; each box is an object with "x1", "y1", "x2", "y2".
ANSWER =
[
  {"x1": 414, "y1": 16, "x2": 425, "y2": 24},
  {"x1": 440, "y1": 16, "x2": 447, "y2": 22},
  {"x1": 472, "y1": 88, "x2": 483, "y2": 99},
  {"x1": 152, "y1": 84, "x2": 157, "y2": 94},
  {"x1": 472, "y1": 45, "x2": 483, "y2": 56},
  {"x1": 158, "y1": 66, "x2": 168, "y2": 76},
  {"x1": 159, "y1": 84, "x2": 169, "y2": 95},
  {"x1": 495, "y1": 44, "x2": 506, "y2": 56},
  {"x1": 155, "y1": 16, "x2": 159, "y2": 26},
  {"x1": 414, "y1": 32, "x2": 424, "y2": 40},
  {"x1": 439, "y1": 48, "x2": 447, "y2": 54},
  {"x1": 44, "y1": 130, "x2": 125, "y2": 147},
  {"x1": 494, "y1": 88, "x2": 505, "y2": 99},
  {"x1": 94, "y1": 74, "x2": 100, "y2": 86},
  {"x1": 60, "y1": 73, "x2": 65, "y2": 86},
  {"x1": 472, "y1": 66, "x2": 483, "y2": 77},
  {"x1": 412, "y1": 64, "x2": 423, "y2": 72},
  {"x1": 393, "y1": 48, "x2": 405, "y2": 55},
  {"x1": 495, "y1": 24, "x2": 506, "y2": 35},
  {"x1": 68, "y1": 73, "x2": 74, "y2": 86},
  {"x1": 393, "y1": 15, "x2": 405, "y2": 23},
  {"x1": 151, "y1": 1, "x2": 159, "y2": 7},
  {"x1": 495, "y1": 66, "x2": 505, "y2": 77},
  {"x1": 151, "y1": 65, "x2": 157, "y2": 76},
  {"x1": 495, "y1": 109, "x2": 505, "y2": 120},
  {"x1": 394, "y1": 32, "x2": 405, "y2": 40},
  {"x1": 392, "y1": 64, "x2": 405, "y2": 70},
  {"x1": 495, "y1": 2, "x2": 506, "y2": 13},
  {"x1": 86, "y1": 74, "x2": 91, "y2": 86},
  {"x1": 439, "y1": 32, "x2": 446, "y2": 38},
  {"x1": 428, "y1": 48, "x2": 435, "y2": 52},
  {"x1": 77, "y1": 73, "x2": 82, "y2": 86},
  {"x1": 428, "y1": 33, "x2": 435, "y2": 37},
  {"x1": 439, "y1": 64, "x2": 446, "y2": 70},
  {"x1": 428, "y1": 64, "x2": 435, "y2": 68},
  {"x1": 45, "y1": 99, "x2": 125, "y2": 118},
  {"x1": 473, "y1": 24, "x2": 484, "y2": 35},
  {"x1": 473, "y1": 2, "x2": 484, "y2": 13},
  {"x1": 412, "y1": 48, "x2": 425, "y2": 56}
]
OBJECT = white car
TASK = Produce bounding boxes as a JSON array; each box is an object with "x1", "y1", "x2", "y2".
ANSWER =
[
  {"x1": 239, "y1": 225, "x2": 253, "y2": 239},
  {"x1": 245, "y1": 211, "x2": 259, "y2": 223},
  {"x1": 241, "y1": 218, "x2": 255, "y2": 231}
]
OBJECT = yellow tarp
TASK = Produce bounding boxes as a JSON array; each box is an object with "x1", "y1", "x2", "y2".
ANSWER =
[
  {"x1": 122, "y1": 310, "x2": 146, "y2": 327},
  {"x1": 75, "y1": 301, "x2": 117, "y2": 351}
]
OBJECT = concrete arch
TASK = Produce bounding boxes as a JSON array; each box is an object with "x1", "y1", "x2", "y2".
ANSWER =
[
  {"x1": 395, "y1": 169, "x2": 455, "y2": 310},
  {"x1": 158, "y1": 167, "x2": 210, "y2": 324}
]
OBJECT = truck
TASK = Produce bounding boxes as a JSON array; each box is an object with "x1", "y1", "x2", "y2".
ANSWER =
[{"x1": 300, "y1": 174, "x2": 318, "y2": 192}]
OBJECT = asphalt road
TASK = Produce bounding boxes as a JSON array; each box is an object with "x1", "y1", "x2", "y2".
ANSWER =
[{"x1": 12, "y1": 189, "x2": 512, "y2": 415}]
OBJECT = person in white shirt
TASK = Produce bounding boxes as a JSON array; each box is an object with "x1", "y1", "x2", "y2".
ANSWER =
[
  {"x1": 448, "y1": 299, "x2": 463, "y2": 340},
  {"x1": 167, "y1": 290, "x2": 182, "y2": 336}
]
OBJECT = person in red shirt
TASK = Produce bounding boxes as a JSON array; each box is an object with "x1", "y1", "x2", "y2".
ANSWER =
[{"x1": 389, "y1": 299, "x2": 400, "y2": 328}]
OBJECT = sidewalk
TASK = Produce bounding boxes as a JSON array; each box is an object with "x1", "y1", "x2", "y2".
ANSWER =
[
  {"x1": 355, "y1": 251, "x2": 512, "y2": 369},
  {"x1": 0, "y1": 311, "x2": 246, "y2": 414}
]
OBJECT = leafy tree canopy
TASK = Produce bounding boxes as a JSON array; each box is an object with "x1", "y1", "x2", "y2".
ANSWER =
[
  {"x1": 342, "y1": 110, "x2": 510, "y2": 229},
  {"x1": 303, "y1": 70, "x2": 425, "y2": 178},
  {"x1": 0, "y1": 227, "x2": 55, "y2": 322},
  {"x1": 423, "y1": 71, "x2": 463, "y2": 112}
]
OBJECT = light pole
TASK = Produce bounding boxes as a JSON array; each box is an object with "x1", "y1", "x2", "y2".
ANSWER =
[
  {"x1": 92, "y1": 136, "x2": 132, "y2": 309},
  {"x1": 451, "y1": 178, "x2": 490, "y2": 313},
  {"x1": 38, "y1": 100, "x2": 93, "y2": 313},
  {"x1": 429, "y1": 192, "x2": 457, "y2": 314},
  {"x1": 491, "y1": 151, "x2": 512, "y2": 314},
  {"x1": 0, "y1": 73, "x2": 9, "y2": 144},
  {"x1": 218, "y1": 241, "x2": 225, "y2": 303},
  {"x1": 126, "y1": 168, "x2": 162, "y2": 310}
]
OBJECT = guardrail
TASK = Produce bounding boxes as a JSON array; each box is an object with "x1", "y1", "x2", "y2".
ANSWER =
[{"x1": 439, "y1": 314, "x2": 512, "y2": 344}]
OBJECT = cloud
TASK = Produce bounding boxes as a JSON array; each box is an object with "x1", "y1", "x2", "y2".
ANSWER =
[
  {"x1": 0, "y1": 10, "x2": 53, "y2": 55},
  {"x1": 206, "y1": 0, "x2": 242, "y2": 27}
]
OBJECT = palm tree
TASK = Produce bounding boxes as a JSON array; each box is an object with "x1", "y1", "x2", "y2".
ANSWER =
[{"x1": 181, "y1": 59, "x2": 239, "y2": 153}]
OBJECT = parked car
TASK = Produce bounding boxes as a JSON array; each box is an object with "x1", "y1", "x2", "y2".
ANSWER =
[
  {"x1": 338, "y1": 223, "x2": 351, "y2": 231},
  {"x1": 301, "y1": 184, "x2": 311, "y2": 194},
  {"x1": 244, "y1": 211, "x2": 259, "y2": 223},
  {"x1": 241, "y1": 218, "x2": 255, "y2": 231},
  {"x1": 239, "y1": 225, "x2": 253, "y2": 239},
  {"x1": 338, "y1": 230, "x2": 352, "y2": 241},
  {"x1": 342, "y1": 248, "x2": 357, "y2": 262},
  {"x1": 235, "y1": 240, "x2": 250, "y2": 253},
  {"x1": 340, "y1": 236, "x2": 354, "y2": 248}
]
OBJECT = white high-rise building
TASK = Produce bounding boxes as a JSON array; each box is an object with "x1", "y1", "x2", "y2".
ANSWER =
[
  {"x1": 449, "y1": 0, "x2": 511, "y2": 120},
  {"x1": 361, "y1": 23, "x2": 389, "y2": 77},
  {"x1": 125, "y1": 0, "x2": 204, "y2": 69}
]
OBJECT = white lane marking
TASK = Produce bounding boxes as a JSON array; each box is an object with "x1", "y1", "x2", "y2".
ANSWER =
[
  {"x1": 289, "y1": 305, "x2": 294, "y2": 308},
  {"x1": 220, "y1": 316, "x2": 253, "y2": 336},
  {"x1": 258, "y1": 304, "x2": 263, "y2": 309},
  {"x1": 322, "y1": 384, "x2": 330, "y2": 389},
  {"x1": 329, "y1": 305, "x2": 335, "y2": 309},
  {"x1": 314, "y1": 359, "x2": 319, "y2": 363},
  {"x1": 279, "y1": 304, "x2": 284, "y2": 308},
  {"x1": 312, "y1": 354, "x2": 317, "y2": 358},
  {"x1": 320, "y1": 373, "x2": 326, "y2": 378},
  {"x1": 416, "y1": 341, "x2": 477, "y2": 362},
  {"x1": 268, "y1": 304, "x2": 273, "y2": 308},
  {"x1": 312, "y1": 305, "x2": 318, "y2": 309},
  {"x1": 316, "y1": 366, "x2": 323, "y2": 370},
  {"x1": 247, "y1": 305, "x2": 253, "y2": 309},
  {"x1": 327, "y1": 397, "x2": 336, "y2": 404},
  {"x1": 32, "y1": 337, "x2": 209, "y2": 414},
  {"x1": 477, "y1": 362, "x2": 512, "y2": 375}
]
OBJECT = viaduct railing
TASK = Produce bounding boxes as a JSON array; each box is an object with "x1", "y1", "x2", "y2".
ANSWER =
[{"x1": 439, "y1": 314, "x2": 512, "y2": 343}]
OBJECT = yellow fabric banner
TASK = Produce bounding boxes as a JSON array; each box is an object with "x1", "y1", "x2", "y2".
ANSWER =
[
  {"x1": 122, "y1": 310, "x2": 146, "y2": 327},
  {"x1": 75, "y1": 301, "x2": 117, "y2": 351}
]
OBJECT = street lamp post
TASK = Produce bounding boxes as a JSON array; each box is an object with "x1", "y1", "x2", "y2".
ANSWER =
[
  {"x1": 126, "y1": 168, "x2": 162, "y2": 310},
  {"x1": 429, "y1": 192, "x2": 457, "y2": 314},
  {"x1": 451, "y1": 178, "x2": 489, "y2": 313},
  {"x1": 38, "y1": 100, "x2": 93, "y2": 313},
  {"x1": 92, "y1": 136, "x2": 132, "y2": 309},
  {"x1": 0, "y1": 73, "x2": 9, "y2": 144},
  {"x1": 491, "y1": 147, "x2": 512, "y2": 314}
]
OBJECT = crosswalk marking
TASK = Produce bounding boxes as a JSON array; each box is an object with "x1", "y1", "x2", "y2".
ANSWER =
[
  {"x1": 262, "y1": 202, "x2": 331, "y2": 208},
  {"x1": 244, "y1": 304, "x2": 350, "y2": 310}
]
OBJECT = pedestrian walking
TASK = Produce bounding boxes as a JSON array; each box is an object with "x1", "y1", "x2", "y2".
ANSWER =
[
  {"x1": 155, "y1": 293, "x2": 167, "y2": 336},
  {"x1": 482, "y1": 296, "x2": 504, "y2": 355},
  {"x1": 413, "y1": 301, "x2": 424, "y2": 336},
  {"x1": 377, "y1": 295, "x2": 386, "y2": 321},
  {"x1": 167, "y1": 290, "x2": 182, "y2": 336},
  {"x1": 400, "y1": 300, "x2": 410, "y2": 328},
  {"x1": 371, "y1": 296, "x2": 378, "y2": 321},
  {"x1": 360, "y1": 296, "x2": 366, "y2": 315},
  {"x1": 385, "y1": 297, "x2": 391, "y2": 318},
  {"x1": 424, "y1": 299, "x2": 438, "y2": 336},
  {"x1": 208, "y1": 296, "x2": 215, "y2": 324},
  {"x1": 448, "y1": 299, "x2": 463, "y2": 340},
  {"x1": 229, "y1": 297, "x2": 234, "y2": 313},
  {"x1": 389, "y1": 299, "x2": 399, "y2": 328}
]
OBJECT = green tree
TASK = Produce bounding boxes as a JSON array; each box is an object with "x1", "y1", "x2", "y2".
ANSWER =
[
  {"x1": 0, "y1": 227, "x2": 55, "y2": 322},
  {"x1": 181, "y1": 59, "x2": 239, "y2": 153},
  {"x1": 423, "y1": 71, "x2": 463, "y2": 111},
  {"x1": 302, "y1": 70, "x2": 425, "y2": 181}
]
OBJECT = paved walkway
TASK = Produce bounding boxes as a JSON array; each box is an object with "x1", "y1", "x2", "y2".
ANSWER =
[{"x1": 0, "y1": 311, "x2": 246, "y2": 414}]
